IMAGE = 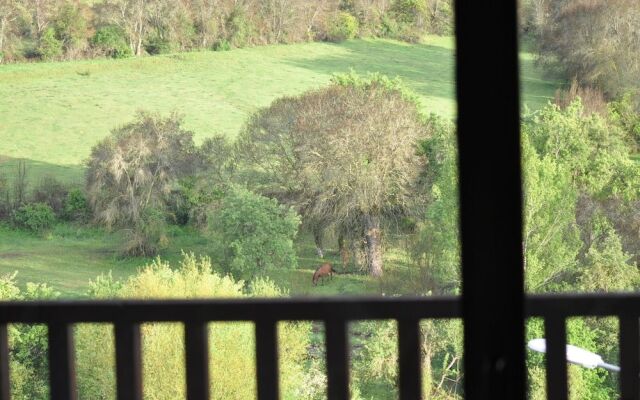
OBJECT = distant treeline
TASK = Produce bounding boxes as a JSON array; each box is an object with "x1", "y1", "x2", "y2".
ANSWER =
[{"x1": 0, "y1": 0, "x2": 453, "y2": 63}]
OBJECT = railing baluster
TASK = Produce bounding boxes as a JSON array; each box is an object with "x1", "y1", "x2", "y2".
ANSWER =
[
  {"x1": 325, "y1": 319, "x2": 349, "y2": 400},
  {"x1": 620, "y1": 316, "x2": 639, "y2": 400},
  {"x1": 545, "y1": 316, "x2": 568, "y2": 400},
  {"x1": 185, "y1": 321, "x2": 210, "y2": 400},
  {"x1": 398, "y1": 319, "x2": 421, "y2": 400},
  {"x1": 0, "y1": 324, "x2": 9, "y2": 400},
  {"x1": 115, "y1": 322, "x2": 142, "y2": 400},
  {"x1": 48, "y1": 323, "x2": 76, "y2": 400},
  {"x1": 255, "y1": 320, "x2": 279, "y2": 400}
]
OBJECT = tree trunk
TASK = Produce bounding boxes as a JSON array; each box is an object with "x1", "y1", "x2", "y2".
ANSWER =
[
  {"x1": 313, "y1": 227, "x2": 324, "y2": 258},
  {"x1": 364, "y1": 213, "x2": 383, "y2": 277}
]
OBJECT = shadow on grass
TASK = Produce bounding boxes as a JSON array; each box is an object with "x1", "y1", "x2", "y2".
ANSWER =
[
  {"x1": 287, "y1": 39, "x2": 456, "y2": 106},
  {"x1": 286, "y1": 38, "x2": 557, "y2": 112},
  {"x1": 0, "y1": 155, "x2": 84, "y2": 185}
]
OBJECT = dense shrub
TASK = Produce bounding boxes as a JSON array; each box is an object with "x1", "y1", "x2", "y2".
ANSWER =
[
  {"x1": 36, "y1": 28, "x2": 63, "y2": 60},
  {"x1": 225, "y1": 7, "x2": 255, "y2": 48},
  {"x1": 0, "y1": 275, "x2": 60, "y2": 400},
  {"x1": 76, "y1": 254, "x2": 310, "y2": 399},
  {"x1": 91, "y1": 26, "x2": 132, "y2": 59},
  {"x1": 63, "y1": 188, "x2": 89, "y2": 222},
  {"x1": 12, "y1": 203, "x2": 56, "y2": 233},
  {"x1": 327, "y1": 12, "x2": 359, "y2": 42},
  {"x1": 144, "y1": 34, "x2": 172, "y2": 55},
  {"x1": 53, "y1": 2, "x2": 88, "y2": 56},
  {"x1": 32, "y1": 176, "x2": 68, "y2": 217},
  {"x1": 210, "y1": 187, "x2": 300, "y2": 277}
]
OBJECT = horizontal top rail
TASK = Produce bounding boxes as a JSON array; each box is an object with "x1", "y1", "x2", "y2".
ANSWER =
[
  {"x1": 527, "y1": 293, "x2": 640, "y2": 317},
  {"x1": 0, "y1": 293, "x2": 639, "y2": 324},
  {"x1": 0, "y1": 296, "x2": 460, "y2": 323}
]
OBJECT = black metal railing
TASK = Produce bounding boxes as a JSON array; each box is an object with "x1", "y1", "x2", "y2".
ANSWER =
[
  {"x1": 0, "y1": 295, "x2": 637, "y2": 399},
  {"x1": 0, "y1": 296, "x2": 460, "y2": 400}
]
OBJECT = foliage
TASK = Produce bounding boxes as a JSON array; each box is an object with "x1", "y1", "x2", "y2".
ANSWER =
[
  {"x1": 237, "y1": 72, "x2": 429, "y2": 277},
  {"x1": 524, "y1": 99, "x2": 639, "y2": 200},
  {"x1": 327, "y1": 12, "x2": 359, "y2": 42},
  {"x1": 225, "y1": 6, "x2": 254, "y2": 48},
  {"x1": 351, "y1": 319, "x2": 463, "y2": 398},
  {"x1": 36, "y1": 27, "x2": 62, "y2": 60},
  {"x1": 412, "y1": 115, "x2": 460, "y2": 294},
  {"x1": 0, "y1": 274, "x2": 60, "y2": 400},
  {"x1": 76, "y1": 253, "x2": 310, "y2": 399},
  {"x1": 521, "y1": 137, "x2": 581, "y2": 292},
  {"x1": 85, "y1": 112, "x2": 197, "y2": 255},
  {"x1": 144, "y1": 34, "x2": 172, "y2": 55},
  {"x1": 210, "y1": 187, "x2": 300, "y2": 278},
  {"x1": 12, "y1": 203, "x2": 56, "y2": 233},
  {"x1": 53, "y1": 2, "x2": 88, "y2": 55},
  {"x1": 63, "y1": 188, "x2": 89, "y2": 222},
  {"x1": 535, "y1": 0, "x2": 640, "y2": 98},
  {"x1": 578, "y1": 215, "x2": 640, "y2": 292},
  {"x1": 91, "y1": 26, "x2": 132, "y2": 58},
  {"x1": 609, "y1": 92, "x2": 640, "y2": 150},
  {"x1": 32, "y1": 176, "x2": 68, "y2": 217}
]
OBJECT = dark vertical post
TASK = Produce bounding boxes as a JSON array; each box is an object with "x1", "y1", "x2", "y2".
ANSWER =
[
  {"x1": 545, "y1": 317, "x2": 568, "y2": 400},
  {"x1": 0, "y1": 324, "x2": 9, "y2": 400},
  {"x1": 454, "y1": 0, "x2": 525, "y2": 399},
  {"x1": 115, "y1": 322, "x2": 142, "y2": 400},
  {"x1": 620, "y1": 316, "x2": 639, "y2": 400},
  {"x1": 48, "y1": 323, "x2": 77, "y2": 400},
  {"x1": 255, "y1": 320, "x2": 279, "y2": 400},
  {"x1": 325, "y1": 319, "x2": 349, "y2": 400},
  {"x1": 185, "y1": 321, "x2": 210, "y2": 400},
  {"x1": 398, "y1": 319, "x2": 421, "y2": 400}
]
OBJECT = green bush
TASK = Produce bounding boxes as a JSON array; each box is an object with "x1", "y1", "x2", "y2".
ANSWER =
[
  {"x1": 212, "y1": 39, "x2": 231, "y2": 51},
  {"x1": 91, "y1": 26, "x2": 132, "y2": 58},
  {"x1": 76, "y1": 254, "x2": 310, "y2": 399},
  {"x1": 37, "y1": 27, "x2": 63, "y2": 60},
  {"x1": 12, "y1": 203, "x2": 56, "y2": 233},
  {"x1": 210, "y1": 187, "x2": 300, "y2": 277},
  {"x1": 63, "y1": 188, "x2": 89, "y2": 222},
  {"x1": 53, "y1": 2, "x2": 88, "y2": 53},
  {"x1": 327, "y1": 12, "x2": 359, "y2": 42},
  {"x1": 144, "y1": 34, "x2": 172, "y2": 55},
  {"x1": 32, "y1": 176, "x2": 68, "y2": 217},
  {"x1": 0, "y1": 274, "x2": 60, "y2": 400},
  {"x1": 225, "y1": 7, "x2": 255, "y2": 48}
]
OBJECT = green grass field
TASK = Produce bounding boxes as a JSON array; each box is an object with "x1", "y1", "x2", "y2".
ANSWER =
[
  {"x1": 0, "y1": 36, "x2": 560, "y2": 296},
  {"x1": 0, "y1": 36, "x2": 559, "y2": 184}
]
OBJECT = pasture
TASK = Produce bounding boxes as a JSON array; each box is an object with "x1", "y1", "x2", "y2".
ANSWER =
[
  {"x1": 0, "y1": 36, "x2": 560, "y2": 296},
  {"x1": 0, "y1": 36, "x2": 558, "y2": 184}
]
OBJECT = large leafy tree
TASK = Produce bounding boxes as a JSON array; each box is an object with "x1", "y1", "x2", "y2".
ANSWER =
[
  {"x1": 237, "y1": 73, "x2": 429, "y2": 277},
  {"x1": 86, "y1": 112, "x2": 197, "y2": 255}
]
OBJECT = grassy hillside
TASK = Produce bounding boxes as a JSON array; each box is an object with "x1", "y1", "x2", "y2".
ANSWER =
[{"x1": 0, "y1": 36, "x2": 559, "y2": 184}]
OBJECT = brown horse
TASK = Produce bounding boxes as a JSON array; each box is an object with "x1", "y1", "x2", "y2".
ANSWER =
[{"x1": 312, "y1": 262, "x2": 336, "y2": 286}]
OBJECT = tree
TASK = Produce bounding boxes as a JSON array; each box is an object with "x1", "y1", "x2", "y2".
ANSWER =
[
  {"x1": 210, "y1": 186, "x2": 300, "y2": 278},
  {"x1": 412, "y1": 116, "x2": 460, "y2": 294},
  {"x1": 52, "y1": 1, "x2": 89, "y2": 57},
  {"x1": 0, "y1": 0, "x2": 20, "y2": 59},
  {"x1": 86, "y1": 112, "x2": 197, "y2": 255},
  {"x1": 536, "y1": 0, "x2": 640, "y2": 98},
  {"x1": 237, "y1": 73, "x2": 429, "y2": 277},
  {"x1": 98, "y1": 0, "x2": 150, "y2": 55},
  {"x1": 521, "y1": 136, "x2": 581, "y2": 292}
]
